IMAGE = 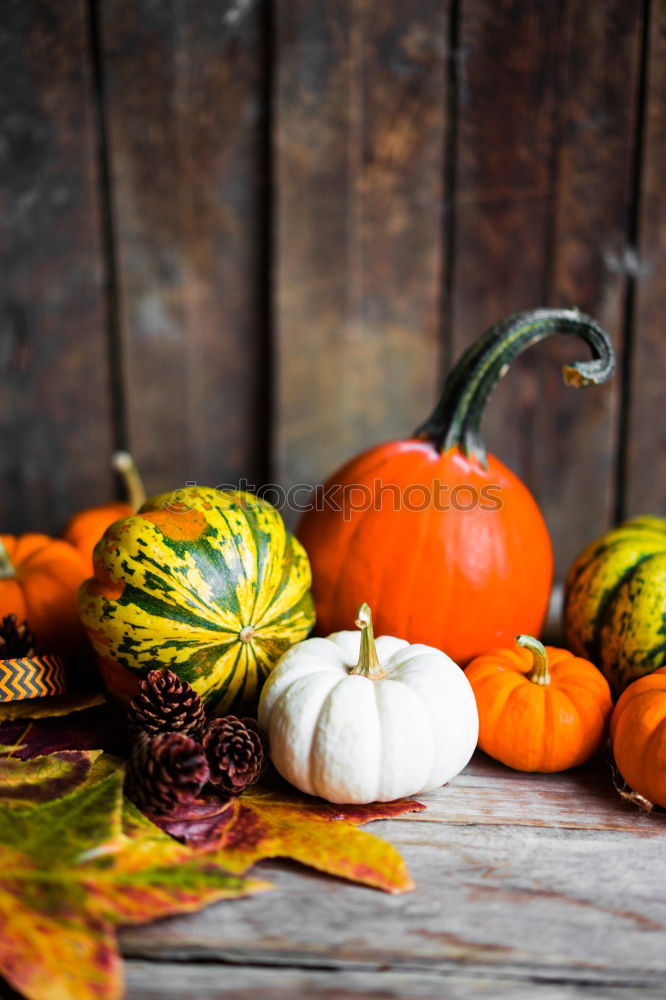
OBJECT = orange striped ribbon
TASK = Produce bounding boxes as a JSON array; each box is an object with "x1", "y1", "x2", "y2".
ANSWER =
[{"x1": 0, "y1": 655, "x2": 67, "y2": 701}]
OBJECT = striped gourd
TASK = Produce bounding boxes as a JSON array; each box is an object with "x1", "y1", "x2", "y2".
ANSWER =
[
  {"x1": 78, "y1": 488, "x2": 315, "y2": 714},
  {"x1": 563, "y1": 516, "x2": 666, "y2": 696}
]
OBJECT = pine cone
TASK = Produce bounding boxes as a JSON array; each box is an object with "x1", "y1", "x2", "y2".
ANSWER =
[
  {"x1": 126, "y1": 731, "x2": 210, "y2": 815},
  {"x1": 0, "y1": 614, "x2": 38, "y2": 658},
  {"x1": 203, "y1": 716, "x2": 266, "y2": 795},
  {"x1": 127, "y1": 669, "x2": 206, "y2": 739}
]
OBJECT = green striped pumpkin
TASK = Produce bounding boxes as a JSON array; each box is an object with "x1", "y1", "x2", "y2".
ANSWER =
[
  {"x1": 78, "y1": 488, "x2": 315, "y2": 714},
  {"x1": 563, "y1": 516, "x2": 666, "y2": 696}
]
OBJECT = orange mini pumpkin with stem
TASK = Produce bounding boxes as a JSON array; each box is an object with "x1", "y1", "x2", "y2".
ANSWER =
[
  {"x1": 465, "y1": 636, "x2": 613, "y2": 772},
  {"x1": 610, "y1": 667, "x2": 666, "y2": 808},
  {"x1": 0, "y1": 534, "x2": 88, "y2": 653},
  {"x1": 63, "y1": 451, "x2": 146, "y2": 568}
]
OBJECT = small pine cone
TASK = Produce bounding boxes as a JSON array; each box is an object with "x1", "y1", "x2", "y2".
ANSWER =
[
  {"x1": 127, "y1": 669, "x2": 206, "y2": 739},
  {"x1": 0, "y1": 614, "x2": 39, "y2": 658},
  {"x1": 126, "y1": 731, "x2": 210, "y2": 815},
  {"x1": 203, "y1": 716, "x2": 266, "y2": 795}
]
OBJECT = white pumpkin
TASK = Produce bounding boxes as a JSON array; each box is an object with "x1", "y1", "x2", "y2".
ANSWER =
[{"x1": 258, "y1": 604, "x2": 479, "y2": 803}]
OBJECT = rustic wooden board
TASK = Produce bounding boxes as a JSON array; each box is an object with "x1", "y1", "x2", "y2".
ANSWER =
[
  {"x1": 449, "y1": 0, "x2": 644, "y2": 576},
  {"x1": 273, "y1": 0, "x2": 448, "y2": 511},
  {"x1": 625, "y1": 0, "x2": 666, "y2": 518},
  {"x1": 0, "y1": 0, "x2": 114, "y2": 534},
  {"x1": 450, "y1": 0, "x2": 562, "y2": 474},
  {"x1": 97, "y1": 0, "x2": 268, "y2": 496},
  {"x1": 125, "y1": 961, "x2": 666, "y2": 999},
  {"x1": 121, "y1": 756, "x2": 666, "y2": 989},
  {"x1": 406, "y1": 752, "x2": 665, "y2": 835},
  {"x1": 534, "y1": 0, "x2": 643, "y2": 571}
]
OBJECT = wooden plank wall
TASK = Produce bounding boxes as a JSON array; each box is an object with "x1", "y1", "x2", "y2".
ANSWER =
[
  {"x1": 274, "y1": 0, "x2": 448, "y2": 491},
  {"x1": 0, "y1": 0, "x2": 115, "y2": 532},
  {"x1": 96, "y1": 0, "x2": 269, "y2": 494},
  {"x1": 0, "y1": 0, "x2": 664, "y2": 579}
]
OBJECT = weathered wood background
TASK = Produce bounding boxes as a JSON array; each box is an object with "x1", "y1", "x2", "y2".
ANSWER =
[{"x1": 1, "y1": 0, "x2": 664, "y2": 577}]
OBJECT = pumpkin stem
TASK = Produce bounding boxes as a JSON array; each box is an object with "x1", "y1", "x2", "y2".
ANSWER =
[
  {"x1": 350, "y1": 603, "x2": 386, "y2": 680},
  {"x1": 0, "y1": 539, "x2": 14, "y2": 580},
  {"x1": 414, "y1": 309, "x2": 616, "y2": 465},
  {"x1": 517, "y1": 634, "x2": 551, "y2": 686},
  {"x1": 112, "y1": 451, "x2": 146, "y2": 511}
]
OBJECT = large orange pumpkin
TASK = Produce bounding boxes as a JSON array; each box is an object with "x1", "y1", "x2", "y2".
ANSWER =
[
  {"x1": 0, "y1": 534, "x2": 88, "y2": 653},
  {"x1": 610, "y1": 667, "x2": 666, "y2": 808},
  {"x1": 465, "y1": 635, "x2": 613, "y2": 772},
  {"x1": 297, "y1": 310, "x2": 615, "y2": 664},
  {"x1": 63, "y1": 452, "x2": 146, "y2": 568}
]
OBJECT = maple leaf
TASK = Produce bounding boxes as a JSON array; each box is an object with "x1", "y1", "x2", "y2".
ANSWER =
[
  {"x1": 0, "y1": 769, "x2": 268, "y2": 1000},
  {"x1": 154, "y1": 775, "x2": 425, "y2": 895},
  {"x1": 0, "y1": 692, "x2": 106, "y2": 723},
  {"x1": 0, "y1": 749, "x2": 119, "y2": 809},
  {"x1": 0, "y1": 702, "x2": 129, "y2": 761},
  {"x1": 0, "y1": 701, "x2": 425, "y2": 899}
]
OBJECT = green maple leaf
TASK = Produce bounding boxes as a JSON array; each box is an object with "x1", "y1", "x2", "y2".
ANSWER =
[
  {"x1": 0, "y1": 743, "x2": 423, "y2": 1000},
  {"x1": 0, "y1": 768, "x2": 268, "y2": 1000}
]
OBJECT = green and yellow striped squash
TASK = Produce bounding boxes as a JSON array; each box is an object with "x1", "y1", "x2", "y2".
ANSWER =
[
  {"x1": 563, "y1": 516, "x2": 666, "y2": 696},
  {"x1": 77, "y1": 487, "x2": 315, "y2": 714}
]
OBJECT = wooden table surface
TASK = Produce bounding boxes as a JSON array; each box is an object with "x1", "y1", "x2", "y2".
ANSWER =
[{"x1": 119, "y1": 751, "x2": 666, "y2": 999}]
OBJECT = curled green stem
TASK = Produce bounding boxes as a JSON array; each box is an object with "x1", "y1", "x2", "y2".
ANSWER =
[{"x1": 415, "y1": 308, "x2": 616, "y2": 465}]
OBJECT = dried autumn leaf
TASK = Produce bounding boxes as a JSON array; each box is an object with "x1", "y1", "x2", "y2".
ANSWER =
[
  {"x1": 0, "y1": 749, "x2": 120, "y2": 809},
  {"x1": 0, "y1": 702, "x2": 129, "y2": 760},
  {"x1": 0, "y1": 705, "x2": 425, "y2": 897},
  {"x1": 0, "y1": 691, "x2": 106, "y2": 722},
  {"x1": 0, "y1": 769, "x2": 268, "y2": 1000},
  {"x1": 155, "y1": 776, "x2": 425, "y2": 895}
]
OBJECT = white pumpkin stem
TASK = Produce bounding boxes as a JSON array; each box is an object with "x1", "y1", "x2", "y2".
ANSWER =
[
  {"x1": 0, "y1": 538, "x2": 14, "y2": 580},
  {"x1": 517, "y1": 634, "x2": 551, "y2": 686},
  {"x1": 111, "y1": 451, "x2": 146, "y2": 511},
  {"x1": 351, "y1": 603, "x2": 386, "y2": 680}
]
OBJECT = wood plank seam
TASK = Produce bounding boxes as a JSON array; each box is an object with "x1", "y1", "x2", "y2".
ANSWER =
[{"x1": 120, "y1": 949, "x2": 666, "y2": 987}]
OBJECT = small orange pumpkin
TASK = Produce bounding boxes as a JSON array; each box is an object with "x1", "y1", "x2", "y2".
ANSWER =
[
  {"x1": 610, "y1": 667, "x2": 666, "y2": 808},
  {"x1": 63, "y1": 452, "x2": 146, "y2": 568},
  {"x1": 465, "y1": 635, "x2": 612, "y2": 772},
  {"x1": 0, "y1": 534, "x2": 88, "y2": 653}
]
